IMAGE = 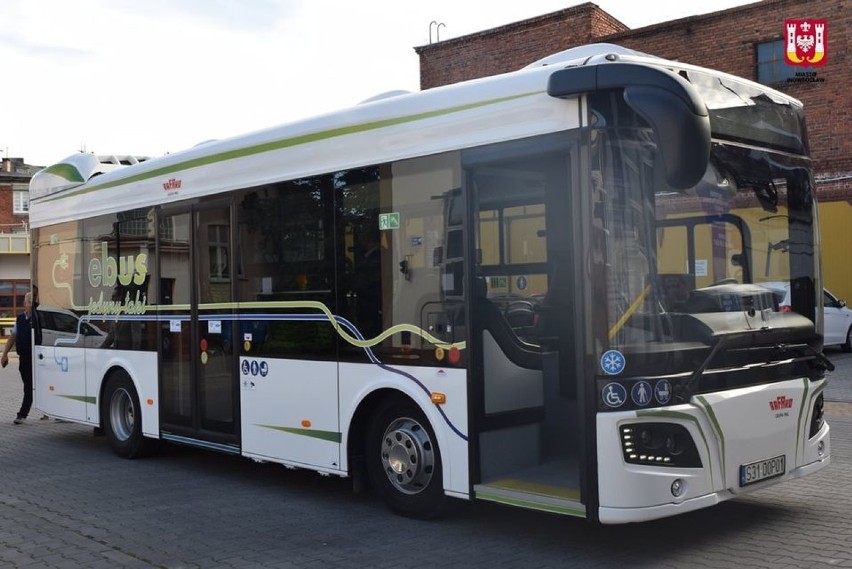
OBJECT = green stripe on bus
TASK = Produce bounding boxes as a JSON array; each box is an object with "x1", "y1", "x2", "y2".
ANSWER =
[
  {"x1": 796, "y1": 378, "x2": 817, "y2": 463},
  {"x1": 695, "y1": 395, "x2": 727, "y2": 478},
  {"x1": 42, "y1": 91, "x2": 541, "y2": 202},
  {"x1": 59, "y1": 395, "x2": 97, "y2": 404},
  {"x1": 258, "y1": 425, "x2": 341, "y2": 443},
  {"x1": 475, "y1": 491, "x2": 586, "y2": 517},
  {"x1": 695, "y1": 396, "x2": 725, "y2": 477},
  {"x1": 42, "y1": 163, "x2": 85, "y2": 183},
  {"x1": 485, "y1": 478, "x2": 581, "y2": 501}
]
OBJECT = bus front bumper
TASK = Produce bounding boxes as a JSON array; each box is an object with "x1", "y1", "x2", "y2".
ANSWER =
[{"x1": 598, "y1": 454, "x2": 829, "y2": 524}]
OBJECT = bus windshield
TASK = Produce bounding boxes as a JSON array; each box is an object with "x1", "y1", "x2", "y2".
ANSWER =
[{"x1": 591, "y1": 125, "x2": 821, "y2": 386}]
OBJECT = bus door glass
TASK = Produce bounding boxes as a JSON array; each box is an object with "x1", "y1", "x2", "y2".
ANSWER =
[
  {"x1": 464, "y1": 132, "x2": 583, "y2": 512},
  {"x1": 32, "y1": 222, "x2": 89, "y2": 422},
  {"x1": 195, "y1": 204, "x2": 238, "y2": 437},
  {"x1": 234, "y1": 178, "x2": 339, "y2": 469},
  {"x1": 159, "y1": 203, "x2": 238, "y2": 445}
]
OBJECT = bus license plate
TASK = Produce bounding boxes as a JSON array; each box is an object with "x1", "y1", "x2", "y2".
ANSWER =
[{"x1": 740, "y1": 455, "x2": 785, "y2": 486}]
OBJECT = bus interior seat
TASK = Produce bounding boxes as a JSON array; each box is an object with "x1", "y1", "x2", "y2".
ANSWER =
[
  {"x1": 658, "y1": 273, "x2": 695, "y2": 312},
  {"x1": 474, "y1": 277, "x2": 542, "y2": 370},
  {"x1": 505, "y1": 300, "x2": 536, "y2": 328}
]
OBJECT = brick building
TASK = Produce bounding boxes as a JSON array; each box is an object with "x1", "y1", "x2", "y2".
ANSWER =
[
  {"x1": 415, "y1": 0, "x2": 852, "y2": 300},
  {"x1": 0, "y1": 157, "x2": 38, "y2": 339}
]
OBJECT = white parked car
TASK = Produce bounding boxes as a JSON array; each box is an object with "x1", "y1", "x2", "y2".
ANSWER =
[
  {"x1": 36, "y1": 306, "x2": 108, "y2": 349},
  {"x1": 760, "y1": 282, "x2": 852, "y2": 351}
]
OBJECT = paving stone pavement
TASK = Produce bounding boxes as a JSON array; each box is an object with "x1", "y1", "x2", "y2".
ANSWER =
[
  {"x1": 1, "y1": 350, "x2": 851, "y2": 568},
  {"x1": 824, "y1": 349, "x2": 852, "y2": 405}
]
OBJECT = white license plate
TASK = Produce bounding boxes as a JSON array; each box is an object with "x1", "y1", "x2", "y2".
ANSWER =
[{"x1": 740, "y1": 455, "x2": 786, "y2": 486}]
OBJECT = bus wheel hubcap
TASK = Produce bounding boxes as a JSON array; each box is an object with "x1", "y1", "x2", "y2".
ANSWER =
[
  {"x1": 380, "y1": 417, "x2": 435, "y2": 495},
  {"x1": 109, "y1": 388, "x2": 135, "y2": 442}
]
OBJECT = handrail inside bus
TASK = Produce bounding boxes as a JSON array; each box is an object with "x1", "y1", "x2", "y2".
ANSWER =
[{"x1": 608, "y1": 285, "x2": 651, "y2": 340}]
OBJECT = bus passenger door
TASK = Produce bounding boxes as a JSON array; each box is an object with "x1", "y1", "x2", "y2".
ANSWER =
[
  {"x1": 34, "y1": 307, "x2": 89, "y2": 422},
  {"x1": 465, "y1": 134, "x2": 584, "y2": 516},
  {"x1": 159, "y1": 203, "x2": 239, "y2": 450}
]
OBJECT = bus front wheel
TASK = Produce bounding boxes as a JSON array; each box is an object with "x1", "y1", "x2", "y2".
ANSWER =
[
  {"x1": 366, "y1": 397, "x2": 446, "y2": 519},
  {"x1": 102, "y1": 371, "x2": 157, "y2": 459}
]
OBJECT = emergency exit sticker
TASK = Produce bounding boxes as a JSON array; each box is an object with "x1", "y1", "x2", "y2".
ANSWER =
[{"x1": 379, "y1": 212, "x2": 400, "y2": 230}]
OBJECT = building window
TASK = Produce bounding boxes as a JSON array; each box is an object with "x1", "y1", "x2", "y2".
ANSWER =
[
  {"x1": 208, "y1": 224, "x2": 230, "y2": 281},
  {"x1": 13, "y1": 191, "x2": 29, "y2": 214},
  {"x1": 117, "y1": 208, "x2": 150, "y2": 237},
  {"x1": 756, "y1": 40, "x2": 797, "y2": 85},
  {"x1": 0, "y1": 280, "x2": 29, "y2": 318}
]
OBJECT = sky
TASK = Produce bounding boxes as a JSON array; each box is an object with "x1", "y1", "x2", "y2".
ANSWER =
[{"x1": 1, "y1": 0, "x2": 758, "y2": 168}]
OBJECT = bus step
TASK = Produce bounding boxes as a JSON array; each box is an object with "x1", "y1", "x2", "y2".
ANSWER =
[{"x1": 473, "y1": 481, "x2": 584, "y2": 517}]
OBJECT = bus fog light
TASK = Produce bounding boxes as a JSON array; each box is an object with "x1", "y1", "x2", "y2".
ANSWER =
[
  {"x1": 671, "y1": 479, "x2": 685, "y2": 497},
  {"x1": 620, "y1": 423, "x2": 702, "y2": 468},
  {"x1": 818, "y1": 441, "x2": 825, "y2": 456}
]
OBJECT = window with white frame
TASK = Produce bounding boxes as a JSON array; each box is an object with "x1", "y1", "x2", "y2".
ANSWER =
[
  {"x1": 13, "y1": 191, "x2": 29, "y2": 214},
  {"x1": 208, "y1": 224, "x2": 230, "y2": 281}
]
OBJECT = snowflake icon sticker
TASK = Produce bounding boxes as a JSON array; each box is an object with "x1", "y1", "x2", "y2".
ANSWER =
[{"x1": 601, "y1": 349, "x2": 626, "y2": 375}]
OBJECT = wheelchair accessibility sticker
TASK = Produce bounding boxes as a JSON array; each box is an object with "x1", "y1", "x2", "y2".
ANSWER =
[
  {"x1": 602, "y1": 383, "x2": 627, "y2": 408},
  {"x1": 241, "y1": 359, "x2": 269, "y2": 378}
]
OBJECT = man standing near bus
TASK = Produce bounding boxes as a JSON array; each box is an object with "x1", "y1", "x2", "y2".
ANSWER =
[{"x1": 1, "y1": 292, "x2": 34, "y2": 424}]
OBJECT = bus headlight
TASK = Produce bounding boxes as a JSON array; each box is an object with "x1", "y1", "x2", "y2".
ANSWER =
[
  {"x1": 620, "y1": 423, "x2": 702, "y2": 468},
  {"x1": 808, "y1": 393, "x2": 825, "y2": 439}
]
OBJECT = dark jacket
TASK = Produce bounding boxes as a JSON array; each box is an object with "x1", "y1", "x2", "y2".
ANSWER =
[{"x1": 13, "y1": 312, "x2": 33, "y2": 359}]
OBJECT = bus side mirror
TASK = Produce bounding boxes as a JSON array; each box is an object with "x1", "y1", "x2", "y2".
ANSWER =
[
  {"x1": 623, "y1": 85, "x2": 711, "y2": 189},
  {"x1": 547, "y1": 63, "x2": 711, "y2": 190}
]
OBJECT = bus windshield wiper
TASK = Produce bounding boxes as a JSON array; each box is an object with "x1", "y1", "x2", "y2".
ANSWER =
[
  {"x1": 675, "y1": 333, "x2": 732, "y2": 403},
  {"x1": 772, "y1": 342, "x2": 835, "y2": 372},
  {"x1": 675, "y1": 334, "x2": 833, "y2": 404}
]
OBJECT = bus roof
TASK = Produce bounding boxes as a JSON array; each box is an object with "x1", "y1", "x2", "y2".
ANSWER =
[{"x1": 28, "y1": 43, "x2": 799, "y2": 228}]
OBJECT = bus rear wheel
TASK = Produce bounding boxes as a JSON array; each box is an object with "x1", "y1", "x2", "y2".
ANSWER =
[
  {"x1": 102, "y1": 371, "x2": 157, "y2": 458},
  {"x1": 366, "y1": 397, "x2": 446, "y2": 519}
]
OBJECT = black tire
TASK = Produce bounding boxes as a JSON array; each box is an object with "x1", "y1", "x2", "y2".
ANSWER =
[
  {"x1": 842, "y1": 325, "x2": 852, "y2": 353},
  {"x1": 101, "y1": 371, "x2": 158, "y2": 458},
  {"x1": 366, "y1": 397, "x2": 447, "y2": 519}
]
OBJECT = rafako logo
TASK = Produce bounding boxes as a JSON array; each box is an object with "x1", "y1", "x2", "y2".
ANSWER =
[{"x1": 769, "y1": 396, "x2": 794, "y2": 411}]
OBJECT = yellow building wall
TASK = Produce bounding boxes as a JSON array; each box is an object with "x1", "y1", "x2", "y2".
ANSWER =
[
  {"x1": 818, "y1": 200, "x2": 852, "y2": 303},
  {"x1": 657, "y1": 207, "x2": 793, "y2": 289}
]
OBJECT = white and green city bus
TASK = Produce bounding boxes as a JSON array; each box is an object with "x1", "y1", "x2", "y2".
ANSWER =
[{"x1": 29, "y1": 44, "x2": 831, "y2": 523}]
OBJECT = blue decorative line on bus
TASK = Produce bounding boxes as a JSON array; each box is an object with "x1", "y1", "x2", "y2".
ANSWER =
[
  {"x1": 76, "y1": 311, "x2": 468, "y2": 441},
  {"x1": 375, "y1": 361, "x2": 468, "y2": 441}
]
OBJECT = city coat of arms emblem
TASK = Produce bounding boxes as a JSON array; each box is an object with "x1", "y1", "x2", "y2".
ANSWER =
[{"x1": 785, "y1": 19, "x2": 827, "y2": 66}]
